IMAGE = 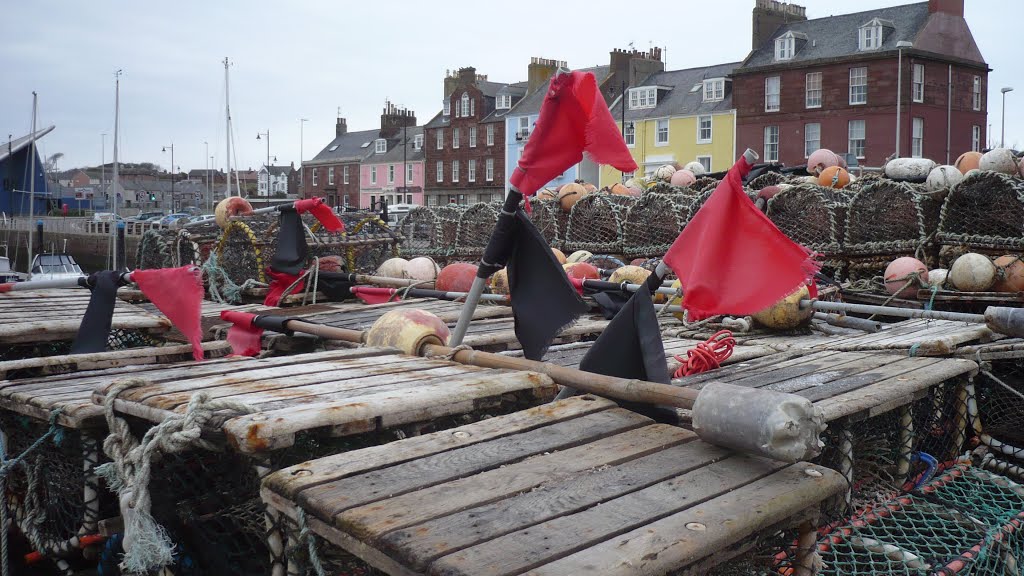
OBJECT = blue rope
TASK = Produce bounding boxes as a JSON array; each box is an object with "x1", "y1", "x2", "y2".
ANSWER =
[
  {"x1": 924, "y1": 284, "x2": 938, "y2": 311},
  {"x1": 908, "y1": 343, "x2": 922, "y2": 357},
  {"x1": 910, "y1": 452, "x2": 938, "y2": 490},
  {"x1": 0, "y1": 409, "x2": 64, "y2": 479}
]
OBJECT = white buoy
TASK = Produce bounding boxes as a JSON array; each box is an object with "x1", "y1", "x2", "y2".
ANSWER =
[{"x1": 949, "y1": 253, "x2": 996, "y2": 292}]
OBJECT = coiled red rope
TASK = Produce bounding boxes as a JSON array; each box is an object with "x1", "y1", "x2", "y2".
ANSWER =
[{"x1": 673, "y1": 330, "x2": 736, "y2": 378}]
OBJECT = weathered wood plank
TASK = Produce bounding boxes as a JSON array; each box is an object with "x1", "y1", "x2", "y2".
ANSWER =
[
  {"x1": 0, "y1": 317, "x2": 170, "y2": 344},
  {"x1": 521, "y1": 463, "x2": 844, "y2": 576},
  {"x1": 0, "y1": 341, "x2": 232, "y2": 380},
  {"x1": 798, "y1": 357, "x2": 946, "y2": 403}
]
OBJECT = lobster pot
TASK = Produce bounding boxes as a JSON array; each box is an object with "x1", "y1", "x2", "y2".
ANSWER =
[
  {"x1": 563, "y1": 193, "x2": 630, "y2": 254},
  {"x1": 936, "y1": 171, "x2": 1024, "y2": 266},
  {"x1": 431, "y1": 205, "x2": 467, "y2": 265},
  {"x1": 214, "y1": 217, "x2": 275, "y2": 286},
  {"x1": 974, "y1": 359, "x2": 1024, "y2": 471},
  {"x1": 397, "y1": 206, "x2": 441, "y2": 258},
  {"x1": 136, "y1": 228, "x2": 180, "y2": 270},
  {"x1": 337, "y1": 214, "x2": 403, "y2": 274},
  {"x1": 454, "y1": 202, "x2": 499, "y2": 259},
  {"x1": 843, "y1": 181, "x2": 933, "y2": 280},
  {"x1": 766, "y1": 184, "x2": 849, "y2": 277},
  {"x1": 747, "y1": 170, "x2": 787, "y2": 190},
  {"x1": 526, "y1": 199, "x2": 563, "y2": 248},
  {"x1": 622, "y1": 193, "x2": 693, "y2": 258},
  {"x1": 644, "y1": 181, "x2": 695, "y2": 196},
  {"x1": 691, "y1": 176, "x2": 722, "y2": 193}
]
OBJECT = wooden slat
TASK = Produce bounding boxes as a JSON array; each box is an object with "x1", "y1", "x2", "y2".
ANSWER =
[
  {"x1": 798, "y1": 357, "x2": 946, "y2": 402},
  {"x1": 0, "y1": 317, "x2": 170, "y2": 344},
  {"x1": 0, "y1": 341, "x2": 231, "y2": 380},
  {"x1": 522, "y1": 463, "x2": 844, "y2": 576}
]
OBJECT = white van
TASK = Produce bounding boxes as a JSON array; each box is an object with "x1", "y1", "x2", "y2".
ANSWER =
[{"x1": 385, "y1": 203, "x2": 414, "y2": 227}]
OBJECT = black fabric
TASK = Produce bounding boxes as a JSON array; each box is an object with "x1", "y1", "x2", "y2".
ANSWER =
[
  {"x1": 316, "y1": 271, "x2": 356, "y2": 301},
  {"x1": 271, "y1": 206, "x2": 307, "y2": 276},
  {"x1": 252, "y1": 314, "x2": 295, "y2": 336},
  {"x1": 590, "y1": 290, "x2": 630, "y2": 319},
  {"x1": 477, "y1": 192, "x2": 521, "y2": 278},
  {"x1": 70, "y1": 271, "x2": 123, "y2": 354}
]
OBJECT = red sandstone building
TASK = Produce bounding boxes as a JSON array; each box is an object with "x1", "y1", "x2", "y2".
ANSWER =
[{"x1": 733, "y1": 0, "x2": 988, "y2": 168}]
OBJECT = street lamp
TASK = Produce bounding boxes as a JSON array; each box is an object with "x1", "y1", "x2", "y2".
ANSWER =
[
  {"x1": 1001, "y1": 87, "x2": 1014, "y2": 148},
  {"x1": 894, "y1": 40, "x2": 913, "y2": 158},
  {"x1": 299, "y1": 118, "x2": 308, "y2": 187},
  {"x1": 257, "y1": 130, "x2": 270, "y2": 196},
  {"x1": 204, "y1": 140, "x2": 210, "y2": 211},
  {"x1": 162, "y1": 143, "x2": 174, "y2": 211}
]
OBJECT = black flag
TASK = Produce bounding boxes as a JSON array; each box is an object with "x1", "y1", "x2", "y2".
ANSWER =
[
  {"x1": 71, "y1": 271, "x2": 124, "y2": 354},
  {"x1": 271, "y1": 206, "x2": 307, "y2": 276}
]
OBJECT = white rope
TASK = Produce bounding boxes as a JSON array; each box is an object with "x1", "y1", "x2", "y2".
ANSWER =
[{"x1": 96, "y1": 378, "x2": 254, "y2": 574}]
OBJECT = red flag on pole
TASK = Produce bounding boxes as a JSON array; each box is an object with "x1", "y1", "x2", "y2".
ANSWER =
[
  {"x1": 133, "y1": 266, "x2": 205, "y2": 361},
  {"x1": 294, "y1": 197, "x2": 344, "y2": 232},
  {"x1": 663, "y1": 152, "x2": 820, "y2": 321}
]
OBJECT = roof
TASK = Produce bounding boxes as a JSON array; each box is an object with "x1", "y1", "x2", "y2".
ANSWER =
[
  {"x1": 263, "y1": 165, "x2": 294, "y2": 176},
  {"x1": 0, "y1": 126, "x2": 55, "y2": 164},
  {"x1": 307, "y1": 128, "x2": 381, "y2": 165},
  {"x1": 478, "y1": 80, "x2": 512, "y2": 98},
  {"x1": 610, "y1": 62, "x2": 741, "y2": 122},
  {"x1": 505, "y1": 66, "x2": 612, "y2": 119},
  {"x1": 370, "y1": 126, "x2": 425, "y2": 164},
  {"x1": 741, "y1": 2, "x2": 930, "y2": 69}
]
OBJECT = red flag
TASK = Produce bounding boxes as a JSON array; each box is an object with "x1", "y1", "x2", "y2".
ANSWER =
[
  {"x1": 352, "y1": 286, "x2": 398, "y2": 305},
  {"x1": 509, "y1": 71, "x2": 637, "y2": 197},
  {"x1": 663, "y1": 153, "x2": 820, "y2": 320},
  {"x1": 294, "y1": 197, "x2": 344, "y2": 232},
  {"x1": 133, "y1": 266, "x2": 205, "y2": 361},
  {"x1": 220, "y1": 310, "x2": 262, "y2": 356},
  {"x1": 264, "y1": 268, "x2": 304, "y2": 307}
]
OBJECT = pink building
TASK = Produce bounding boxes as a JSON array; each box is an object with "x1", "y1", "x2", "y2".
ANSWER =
[{"x1": 359, "y1": 118, "x2": 425, "y2": 209}]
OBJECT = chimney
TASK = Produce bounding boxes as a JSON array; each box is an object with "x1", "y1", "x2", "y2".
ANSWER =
[
  {"x1": 527, "y1": 57, "x2": 565, "y2": 93},
  {"x1": 336, "y1": 117, "x2": 347, "y2": 137},
  {"x1": 751, "y1": 0, "x2": 807, "y2": 50},
  {"x1": 608, "y1": 47, "x2": 666, "y2": 90},
  {"x1": 928, "y1": 0, "x2": 963, "y2": 16},
  {"x1": 380, "y1": 100, "x2": 417, "y2": 139},
  {"x1": 458, "y1": 66, "x2": 477, "y2": 85},
  {"x1": 443, "y1": 69, "x2": 459, "y2": 99}
]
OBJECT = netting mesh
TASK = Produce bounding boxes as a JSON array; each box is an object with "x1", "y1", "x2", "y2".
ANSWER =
[
  {"x1": 563, "y1": 193, "x2": 635, "y2": 254},
  {"x1": 937, "y1": 172, "x2": 1024, "y2": 266},
  {"x1": 453, "y1": 202, "x2": 499, "y2": 259},
  {"x1": 747, "y1": 171, "x2": 789, "y2": 191},
  {"x1": 621, "y1": 193, "x2": 692, "y2": 259},
  {"x1": 843, "y1": 181, "x2": 934, "y2": 281},
  {"x1": 527, "y1": 199, "x2": 563, "y2": 249}
]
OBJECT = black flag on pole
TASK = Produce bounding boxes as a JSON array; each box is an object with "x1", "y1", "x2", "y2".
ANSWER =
[
  {"x1": 71, "y1": 271, "x2": 123, "y2": 354},
  {"x1": 271, "y1": 206, "x2": 307, "y2": 276}
]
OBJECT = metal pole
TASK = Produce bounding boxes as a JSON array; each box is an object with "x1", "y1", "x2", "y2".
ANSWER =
[
  {"x1": 804, "y1": 299, "x2": 985, "y2": 323},
  {"x1": 224, "y1": 57, "x2": 233, "y2": 197},
  {"x1": 946, "y1": 65, "x2": 952, "y2": 164},
  {"x1": 205, "y1": 140, "x2": 209, "y2": 211},
  {"x1": 112, "y1": 70, "x2": 121, "y2": 271},
  {"x1": 1002, "y1": 90, "x2": 1008, "y2": 148},
  {"x1": 895, "y1": 47, "x2": 903, "y2": 158},
  {"x1": 620, "y1": 81, "x2": 627, "y2": 183},
  {"x1": 100, "y1": 133, "x2": 106, "y2": 204},
  {"x1": 27, "y1": 92, "x2": 37, "y2": 265}
]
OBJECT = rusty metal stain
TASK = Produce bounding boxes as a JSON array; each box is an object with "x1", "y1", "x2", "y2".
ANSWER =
[{"x1": 244, "y1": 423, "x2": 270, "y2": 452}]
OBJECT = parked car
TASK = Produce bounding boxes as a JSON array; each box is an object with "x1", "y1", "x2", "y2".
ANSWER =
[
  {"x1": 129, "y1": 211, "x2": 165, "y2": 223},
  {"x1": 188, "y1": 214, "x2": 216, "y2": 225},
  {"x1": 159, "y1": 213, "x2": 191, "y2": 226},
  {"x1": 92, "y1": 212, "x2": 125, "y2": 222}
]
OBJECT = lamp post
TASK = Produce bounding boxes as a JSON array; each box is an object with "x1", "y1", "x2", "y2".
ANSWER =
[
  {"x1": 100, "y1": 132, "x2": 106, "y2": 196},
  {"x1": 894, "y1": 41, "x2": 913, "y2": 158},
  {"x1": 257, "y1": 130, "x2": 270, "y2": 196},
  {"x1": 1001, "y1": 87, "x2": 1014, "y2": 148},
  {"x1": 299, "y1": 118, "x2": 308, "y2": 188},
  {"x1": 162, "y1": 143, "x2": 174, "y2": 212},
  {"x1": 204, "y1": 140, "x2": 210, "y2": 212}
]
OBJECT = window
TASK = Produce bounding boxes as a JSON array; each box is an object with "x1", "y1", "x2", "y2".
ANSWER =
[
  {"x1": 703, "y1": 79, "x2": 724, "y2": 102},
  {"x1": 460, "y1": 93, "x2": 470, "y2": 118},
  {"x1": 765, "y1": 76, "x2": 780, "y2": 112},
  {"x1": 328, "y1": 167, "x2": 335, "y2": 185},
  {"x1": 370, "y1": 195, "x2": 375, "y2": 208},
  {"x1": 452, "y1": 161, "x2": 459, "y2": 183},
  {"x1": 486, "y1": 124, "x2": 494, "y2": 146},
  {"x1": 972, "y1": 125, "x2": 981, "y2": 152},
  {"x1": 370, "y1": 166, "x2": 377, "y2": 185},
  {"x1": 406, "y1": 194, "x2": 413, "y2": 204},
  {"x1": 763, "y1": 126, "x2": 779, "y2": 162},
  {"x1": 486, "y1": 158, "x2": 494, "y2": 181},
  {"x1": 972, "y1": 76, "x2": 982, "y2": 111},
  {"x1": 468, "y1": 159, "x2": 476, "y2": 182},
  {"x1": 453, "y1": 128, "x2": 460, "y2": 149},
  {"x1": 655, "y1": 119, "x2": 669, "y2": 146},
  {"x1": 628, "y1": 87, "x2": 657, "y2": 110},
  {"x1": 697, "y1": 115, "x2": 712, "y2": 143},
  {"x1": 469, "y1": 126, "x2": 477, "y2": 147},
  {"x1": 775, "y1": 35, "x2": 794, "y2": 61},
  {"x1": 436, "y1": 129, "x2": 444, "y2": 150},
  {"x1": 443, "y1": 100, "x2": 450, "y2": 117},
  {"x1": 497, "y1": 94, "x2": 511, "y2": 109},
  {"x1": 470, "y1": 98, "x2": 475, "y2": 117},
  {"x1": 413, "y1": 134, "x2": 423, "y2": 150},
  {"x1": 436, "y1": 161, "x2": 443, "y2": 183},
  {"x1": 697, "y1": 156, "x2": 712, "y2": 173},
  {"x1": 624, "y1": 122, "x2": 635, "y2": 147},
  {"x1": 859, "y1": 21, "x2": 882, "y2": 51},
  {"x1": 806, "y1": 72, "x2": 822, "y2": 108},
  {"x1": 850, "y1": 67, "x2": 867, "y2": 105},
  {"x1": 804, "y1": 123, "x2": 821, "y2": 158},
  {"x1": 912, "y1": 118, "x2": 923, "y2": 158},
  {"x1": 312, "y1": 168, "x2": 318, "y2": 186},
  {"x1": 343, "y1": 165, "x2": 349, "y2": 184},
  {"x1": 388, "y1": 164, "x2": 395, "y2": 183},
  {"x1": 406, "y1": 163, "x2": 413, "y2": 183},
  {"x1": 375, "y1": 139, "x2": 386, "y2": 154},
  {"x1": 517, "y1": 116, "x2": 530, "y2": 139},
  {"x1": 912, "y1": 64, "x2": 924, "y2": 103},
  {"x1": 848, "y1": 120, "x2": 866, "y2": 159}
]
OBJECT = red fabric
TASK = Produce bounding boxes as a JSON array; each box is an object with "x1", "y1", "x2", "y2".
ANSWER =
[
  {"x1": 352, "y1": 286, "x2": 398, "y2": 305},
  {"x1": 294, "y1": 197, "x2": 344, "y2": 232},
  {"x1": 0, "y1": 283, "x2": 13, "y2": 293},
  {"x1": 264, "y1": 268, "x2": 305, "y2": 307},
  {"x1": 509, "y1": 71, "x2": 637, "y2": 197},
  {"x1": 219, "y1": 311, "x2": 262, "y2": 357},
  {"x1": 132, "y1": 266, "x2": 205, "y2": 361},
  {"x1": 663, "y1": 154, "x2": 820, "y2": 320},
  {"x1": 673, "y1": 330, "x2": 736, "y2": 378}
]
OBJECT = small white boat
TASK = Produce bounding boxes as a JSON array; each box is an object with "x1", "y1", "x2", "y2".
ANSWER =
[{"x1": 27, "y1": 253, "x2": 85, "y2": 283}]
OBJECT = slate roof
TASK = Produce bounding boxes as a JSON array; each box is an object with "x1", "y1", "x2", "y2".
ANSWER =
[
  {"x1": 306, "y1": 128, "x2": 381, "y2": 165},
  {"x1": 263, "y1": 165, "x2": 294, "y2": 176},
  {"x1": 609, "y1": 62, "x2": 740, "y2": 122},
  {"x1": 506, "y1": 65, "x2": 612, "y2": 119},
  {"x1": 371, "y1": 126, "x2": 425, "y2": 164},
  {"x1": 740, "y1": 2, "x2": 930, "y2": 69},
  {"x1": 0, "y1": 126, "x2": 55, "y2": 164}
]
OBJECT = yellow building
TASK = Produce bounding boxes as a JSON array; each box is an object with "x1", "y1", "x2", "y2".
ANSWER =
[{"x1": 600, "y1": 62, "x2": 739, "y2": 187}]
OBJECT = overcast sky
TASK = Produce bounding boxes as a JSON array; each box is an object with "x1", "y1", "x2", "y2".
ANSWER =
[{"x1": 2, "y1": 0, "x2": 1018, "y2": 174}]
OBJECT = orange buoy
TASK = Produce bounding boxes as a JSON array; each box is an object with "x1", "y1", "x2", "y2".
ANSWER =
[
  {"x1": 883, "y1": 257, "x2": 927, "y2": 297},
  {"x1": 670, "y1": 169, "x2": 696, "y2": 188},
  {"x1": 435, "y1": 262, "x2": 478, "y2": 293},
  {"x1": 490, "y1": 268, "x2": 510, "y2": 295},
  {"x1": 557, "y1": 183, "x2": 587, "y2": 213},
  {"x1": 608, "y1": 265, "x2": 650, "y2": 286},
  {"x1": 807, "y1": 149, "x2": 840, "y2": 176},
  {"x1": 562, "y1": 262, "x2": 599, "y2": 280},
  {"x1": 551, "y1": 248, "x2": 567, "y2": 264},
  {"x1": 954, "y1": 151, "x2": 983, "y2": 174},
  {"x1": 364, "y1": 309, "x2": 450, "y2": 355},
  {"x1": 214, "y1": 197, "x2": 254, "y2": 229},
  {"x1": 609, "y1": 183, "x2": 631, "y2": 196},
  {"x1": 818, "y1": 166, "x2": 850, "y2": 189},
  {"x1": 993, "y1": 255, "x2": 1024, "y2": 292}
]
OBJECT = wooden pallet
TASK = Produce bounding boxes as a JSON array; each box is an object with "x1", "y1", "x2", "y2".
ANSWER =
[
  {"x1": 90, "y1": 348, "x2": 557, "y2": 453},
  {"x1": 0, "y1": 288, "x2": 170, "y2": 344},
  {"x1": 261, "y1": 396, "x2": 845, "y2": 576}
]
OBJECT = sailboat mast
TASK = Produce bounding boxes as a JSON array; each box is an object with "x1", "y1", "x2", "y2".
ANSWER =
[
  {"x1": 27, "y1": 92, "x2": 37, "y2": 265},
  {"x1": 224, "y1": 57, "x2": 234, "y2": 198},
  {"x1": 112, "y1": 70, "x2": 121, "y2": 270}
]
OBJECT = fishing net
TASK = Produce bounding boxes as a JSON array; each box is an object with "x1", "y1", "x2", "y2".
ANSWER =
[
  {"x1": 397, "y1": 206, "x2": 438, "y2": 258},
  {"x1": 454, "y1": 202, "x2": 499, "y2": 259},
  {"x1": 766, "y1": 184, "x2": 850, "y2": 278},
  {"x1": 747, "y1": 171, "x2": 788, "y2": 191},
  {"x1": 843, "y1": 181, "x2": 933, "y2": 280},
  {"x1": 622, "y1": 193, "x2": 693, "y2": 259},
  {"x1": 691, "y1": 176, "x2": 722, "y2": 193},
  {"x1": 136, "y1": 229, "x2": 179, "y2": 270},
  {"x1": 972, "y1": 361, "x2": 1024, "y2": 481},
  {"x1": 563, "y1": 193, "x2": 634, "y2": 254},
  {"x1": 526, "y1": 199, "x2": 563, "y2": 249},
  {"x1": 341, "y1": 215, "x2": 402, "y2": 274},
  {"x1": 936, "y1": 172, "x2": 1024, "y2": 266}
]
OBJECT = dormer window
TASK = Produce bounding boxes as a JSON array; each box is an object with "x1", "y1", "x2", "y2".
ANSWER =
[
  {"x1": 702, "y1": 79, "x2": 725, "y2": 102},
  {"x1": 375, "y1": 139, "x2": 386, "y2": 154},
  {"x1": 443, "y1": 100, "x2": 450, "y2": 117},
  {"x1": 460, "y1": 92, "x2": 470, "y2": 117},
  {"x1": 628, "y1": 87, "x2": 657, "y2": 110},
  {"x1": 497, "y1": 94, "x2": 512, "y2": 109},
  {"x1": 413, "y1": 134, "x2": 423, "y2": 150},
  {"x1": 775, "y1": 33, "x2": 795, "y2": 61},
  {"x1": 858, "y1": 18, "x2": 888, "y2": 51}
]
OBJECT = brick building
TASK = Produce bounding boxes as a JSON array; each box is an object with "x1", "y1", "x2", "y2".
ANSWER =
[
  {"x1": 732, "y1": 0, "x2": 988, "y2": 168},
  {"x1": 300, "y1": 117, "x2": 378, "y2": 208}
]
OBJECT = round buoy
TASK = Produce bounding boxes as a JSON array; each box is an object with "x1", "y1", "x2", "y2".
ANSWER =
[
  {"x1": 490, "y1": 268, "x2": 510, "y2": 295},
  {"x1": 551, "y1": 248, "x2": 567, "y2": 265},
  {"x1": 364, "y1": 309, "x2": 450, "y2": 356},
  {"x1": 317, "y1": 255, "x2": 345, "y2": 273},
  {"x1": 980, "y1": 148, "x2": 1019, "y2": 175},
  {"x1": 807, "y1": 149, "x2": 839, "y2": 176},
  {"x1": 376, "y1": 257, "x2": 409, "y2": 279},
  {"x1": 563, "y1": 262, "x2": 599, "y2": 280},
  {"x1": 670, "y1": 169, "x2": 697, "y2": 188},
  {"x1": 684, "y1": 161, "x2": 707, "y2": 176},
  {"x1": 557, "y1": 183, "x2": 587, "y2": 213},
  {"x1": 537, "y1": 188, "x2": 558, "y2": 201},
  {"x1": 214, "y1": 197, "x2": 254, "y2": 229},
  {"x1": 629, "y1": 258, "x2": 646, "y2": 267},
  {"x1": 406, "y1": 257, "x2": 440, "y2": 281},
  {"x1": 926, "y1": 269, "x2": 949, "y2": 289},
  {"x1": 993, "y1": 255, "x2": 1024, "y2": 292},
  {"x1": 885, "y1": 158, "x2": 936, "y2": 181},
  {"x1": 623, "y1": 178, "x2": 640, "y2": 189},
  {"x1": 926, "y1": 165, "x2": 963, "y2": 191},
  {"x1": 752, "y1": 285, "x2": 813, "y2": 330},
  {"x1": 654, "y1": 164, "x2": 676, "y2": 182},
  {"x1": 609, "y1": 183, "x2": 630, "y2": 196},
  {"x1": 818, "y1": 166, "x2": 850, "y2": 189},
  {"x1": 566, "y1": 250, "x2": 592, "y2": 264},
  {"x1": 954, "y1": 151, "x2": 983, "y2": 174},
  {"x1": 949, "y1": 253, "x2": 997, "y2": 292},
  {"x1": 608, "y1": 265, "x2": 650, "y2": 286},
  {"x1": 883, "y1": 257, "x2": 927, "y2": 297},
  {"x1": 435, "y1": 262, "x2": 477, "y2": 293},
  {"x1": 582, "y1": 182, "x2": 598, "y2": 194},
  {"x1": 666, "y1": 279, "x2": 685, "y2": 320}
]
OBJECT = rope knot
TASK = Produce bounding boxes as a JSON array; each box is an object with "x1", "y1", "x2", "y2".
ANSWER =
[{"x1": 426, "y1": 344, "x2": 473, "y2": 361}]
